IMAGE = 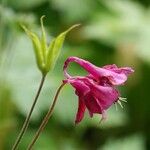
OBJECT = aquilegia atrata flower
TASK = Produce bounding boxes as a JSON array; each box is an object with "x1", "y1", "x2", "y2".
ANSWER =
[{"x1": 63, "y1": 56, "x2": 134, "y2": 124}]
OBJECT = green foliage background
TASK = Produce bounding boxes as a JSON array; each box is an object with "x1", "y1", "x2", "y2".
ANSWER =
[{"x1": 0, "y1": 0, "x2": 150, "y2": 149}]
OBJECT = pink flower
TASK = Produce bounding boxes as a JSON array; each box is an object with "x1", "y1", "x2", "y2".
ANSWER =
[{"x1": 63, "y1": 56, "x2": 134, "y2": 124}]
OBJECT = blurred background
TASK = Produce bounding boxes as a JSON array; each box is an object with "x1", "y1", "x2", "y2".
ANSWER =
[{"x1": 0, "y1": 0, "x2": 150, "y2": 149}]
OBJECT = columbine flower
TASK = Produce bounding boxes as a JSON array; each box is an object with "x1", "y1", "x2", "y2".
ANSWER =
[
  {"x1": 26, "y1": 57, "x2": 133, "y2": 148},
  {"x1": 63, "y1": 56, "x2": 134, "y2": 124}
]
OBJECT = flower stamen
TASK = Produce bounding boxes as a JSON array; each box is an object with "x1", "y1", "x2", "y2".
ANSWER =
[
  {"x1": 119, "y1": 97, "x2": 127, "y2": 102},
  {"x1": 115, "y1": 97, "x2": 127, "y2": 109},
  {"x1": 117, "y1": 100, "x2": 123, "y2": 108}
]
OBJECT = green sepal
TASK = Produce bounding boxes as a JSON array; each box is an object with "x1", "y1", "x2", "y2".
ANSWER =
[
  {"x1": 45, "y1": 24, "x2": 80, "y2": 72},
  {"x1": 21, "y1": 25, "x2": 44, "y2": 71},
  {"x1": 40, "y1": 16, "x2": 47, "y2": 63},
  {"x1": 22, "y1": 16, "x2": 79, "y2": 76}
]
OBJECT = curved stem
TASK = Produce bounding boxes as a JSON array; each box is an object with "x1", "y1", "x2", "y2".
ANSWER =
[
  {"x1": 27, "y1": 82, "x2": 66, "y2": 150},
  {"x1": 12, "y1": 75, "x2": 46, "y2": 150}
]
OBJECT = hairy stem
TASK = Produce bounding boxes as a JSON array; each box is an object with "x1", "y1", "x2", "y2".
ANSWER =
[
  {"x1": 27, "y1": 82, "x2": 66, "y2": 150},
  {"x1": 12, "y1": 75, "x2": 46, "y2": 150}
]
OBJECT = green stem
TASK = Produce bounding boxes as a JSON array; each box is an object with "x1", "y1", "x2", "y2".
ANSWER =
[
  {"x1": 12, "y1": 75, "x2": 46, "y2": 150},
  {"x1": 27, "y1": 82, "x2": 66, "y2": 150}
]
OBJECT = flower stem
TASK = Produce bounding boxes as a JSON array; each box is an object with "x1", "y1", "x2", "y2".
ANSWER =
[
  {"x1": 12, "y1": 75, "x2": 46, "y2": 150},
  {"x1": 27, "y1": 82, "x2": 66, "y2": 150}
]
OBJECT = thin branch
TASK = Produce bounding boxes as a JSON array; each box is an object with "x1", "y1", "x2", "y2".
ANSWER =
[
  {"x1": 27, "y1": 82, "x2": 66, "y2": 150},
  {"x1": 12, "y1": 75, "x2": 46, "y2": 150}
]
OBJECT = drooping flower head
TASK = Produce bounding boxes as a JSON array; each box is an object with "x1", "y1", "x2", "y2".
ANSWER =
[{"x1": 63, "y1": 56, "x2": 134, "y2": 124}]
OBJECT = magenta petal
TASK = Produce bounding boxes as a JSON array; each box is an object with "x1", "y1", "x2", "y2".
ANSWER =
[
  {"x1": 103, "y1": 64, "x2": 118, "y2": 69},
  {"x1": 75, "y1": 97, "x2": 86, "y2": 124},
  {"x1": 91, "y1": 84, "x2": 119, "y2": 110},
  {"x1": 64, "y1": 78, "x2": 89, "y2": 124},
  {"x1": 63, "y1": 57, "x2": 134, "y2": 85},
  {"x1": 116, "y1": 67, "x2": 134, "y2": 75},
  {"x1": 81, "y1": 77, "x2": 119, "y2": 110},
  {"x1": 103, "y1": 65, "x2": 134, "y2": 75},
  {"x1": 84, "y1": 93, "x2": 102, "y2": 114},
  {"x1": 65, "y1": 78, "x2": 90, "y2": 96},
  {"x1": 63, "y1": 56, "x2": 101, "y2": 79},
  {"x1": 88, "y1": 110, "x2": 93, "y2": 118}
]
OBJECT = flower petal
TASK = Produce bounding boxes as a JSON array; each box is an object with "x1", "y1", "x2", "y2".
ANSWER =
[
  {"x1": 75, "y1": 97, "x2": 86, "y2": 124},
  {"x1": 63, "y1": 57, "x2": 134, "y2": 85},
  {"x1": 103, "y1": 65, "x2": 134, "y2": 75},
  {"x1": 79, "y1": 77, "x2": 119, "y2": 110},
  {"x1": 84, "y1": 93, "x2": 102, "y2": 114},
  {"x1": 65, "y1": 79, "x2": 90, "y2": 97},
  {"x1": 91, "y1": 84, "x2": 119, "y2": 110},
  {"x1": 63, "y1": 56, "x2": 100, "y2": 79}
]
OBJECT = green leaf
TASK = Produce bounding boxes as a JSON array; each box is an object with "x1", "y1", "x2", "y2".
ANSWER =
[{"x1": 45, "y1": 24, "x2": 80, "y2": 72}]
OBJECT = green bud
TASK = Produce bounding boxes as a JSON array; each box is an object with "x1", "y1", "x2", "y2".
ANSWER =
[{"x1": 22, "y1": 16, "x2": 80, "y2": 76}]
